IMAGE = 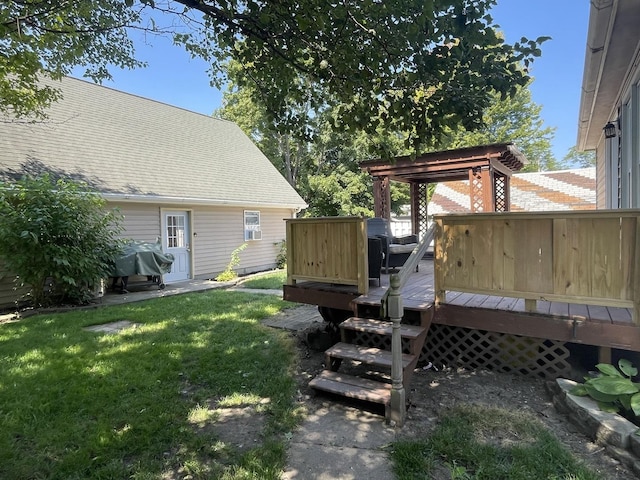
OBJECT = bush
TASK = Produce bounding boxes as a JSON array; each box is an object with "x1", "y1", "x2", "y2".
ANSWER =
[
  {"x1": 0, "y1": 174, "x2": 124, "y2": 306},
  {"x1": 571, "y1": 359, "x2": 640, "y2": 419},
  {"x1": 215, "y1": 243, "x2": 247, "y2": 282},
  {"x1": 275, "y1": 239, "x2": 286, "y2": 269}
]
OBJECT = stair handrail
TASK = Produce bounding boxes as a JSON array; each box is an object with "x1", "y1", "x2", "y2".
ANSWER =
[
  {"x1": 381, "y1": 222, "x2": 436, "y2": 317},
  {"x1": 383, "y1": 222, "x2": 436, "y2": 426}
]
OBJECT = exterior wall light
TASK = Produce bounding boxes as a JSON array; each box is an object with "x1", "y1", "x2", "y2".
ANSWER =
[{"x1": 603, "y1": 122, "x2": 617, "y2": 139}]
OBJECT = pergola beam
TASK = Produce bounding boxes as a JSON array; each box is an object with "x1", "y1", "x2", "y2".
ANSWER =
[{"x1": 362, "y1": 142, "x2": 527, "y2": 225}]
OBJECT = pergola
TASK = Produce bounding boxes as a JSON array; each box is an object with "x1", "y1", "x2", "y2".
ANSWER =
[{"x1": 360, "y1": 143, "x2": 527, "y2": 236}]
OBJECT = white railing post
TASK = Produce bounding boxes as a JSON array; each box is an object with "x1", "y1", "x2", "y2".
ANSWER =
[{"x1": 387, "y1": 273, "x2": 405, "y2": 426}]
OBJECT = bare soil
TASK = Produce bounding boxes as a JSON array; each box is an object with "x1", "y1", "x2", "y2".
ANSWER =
[{"x1": 288, "y1": 307, "x2": 637, "y2": 480}]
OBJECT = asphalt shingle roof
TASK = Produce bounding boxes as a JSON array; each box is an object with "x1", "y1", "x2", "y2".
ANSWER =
[
  {"x1": 0, "y1": 76, "x2": 307, "y2": 209},
  {"x1": 429, "y1": 167, "x2": 596, "y2": 213}
]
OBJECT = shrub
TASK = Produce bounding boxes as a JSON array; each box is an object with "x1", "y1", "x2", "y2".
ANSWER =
[
  {"x1": 275, "y1": 239, "x2": 286, "y2": 269},
  {"x1": 0, "y1": 174, "x2": 124, "y2": 306},
  {"x1": 571, "y1": 358, "x2": 640, "y2": 418},
  {"x1": 215, "y1": 243, "x2": 247, "y2": 282}
]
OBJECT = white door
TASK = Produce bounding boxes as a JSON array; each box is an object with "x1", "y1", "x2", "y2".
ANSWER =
[{"x1": 163, "y1": 210, "x2": 191, "y2": 283}]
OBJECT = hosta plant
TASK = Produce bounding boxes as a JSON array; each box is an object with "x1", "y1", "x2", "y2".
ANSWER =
[{"x1": 571, "y1": 359, "x2": 640, "y2": 418}]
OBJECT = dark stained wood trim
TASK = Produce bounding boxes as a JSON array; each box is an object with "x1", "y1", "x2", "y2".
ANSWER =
[
  {"x1": 283, "y1": 260, "x2": 640, "y2": 353},
  {"x1": 283, "y1": 284, "x2": 358, "y2": 311},
  {"x1": 360, "y1": 143, "x2": 524, "y2": 171},
  {"x1": 489, "y1": 158, "x2": 514, "y2": 177},
  {"x1": 435, "y1": 304, "x2": 640, "y2": 351}
]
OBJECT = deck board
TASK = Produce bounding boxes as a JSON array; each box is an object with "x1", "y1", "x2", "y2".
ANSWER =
[
  {"x1": 356, "y1": 259, "x2": 633, "y2": 325},
  {"x1": 288, "y1": 259, "x2": 638, "y2": 350}
]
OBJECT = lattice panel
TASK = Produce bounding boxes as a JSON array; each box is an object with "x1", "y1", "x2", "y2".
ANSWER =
[
  {"x1": 416, "y1": 183, "x2": 428, "y2": 237},
  {"x1": 375, "y1": 176, "x2": 391, "y2": 218},
  {"x1": 348, "y1": 323, "x2": 571, "y2": 378},
  {"x1": 421, "y1": 324, "x2": 572, "y2": 379},
  {"x1": 494, "y1": 174, "x2": 507, "y2": 212},
  {"x1": 470, "y1": 168, "x2": 484, "y2": 212}
]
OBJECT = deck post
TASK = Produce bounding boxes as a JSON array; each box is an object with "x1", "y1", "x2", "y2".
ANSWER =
[{"x1": 387, "y1": 274, "x2": 406, "y2": 426}]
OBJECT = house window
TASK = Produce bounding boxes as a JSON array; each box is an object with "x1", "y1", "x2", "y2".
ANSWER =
[
  {"x1": 167, "y1": 214, "x2": 186, "y2": 248},
  {"x1": 244, "y1": 210, "x2": 262, "y2": 241}
]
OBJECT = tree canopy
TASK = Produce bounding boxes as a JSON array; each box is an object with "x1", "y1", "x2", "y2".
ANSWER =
[
  {"x1": 440, "y1": 83, "x2": 561, "y2": 172},
  {"x1": 3, "y1": 0, "x2": 546, "y2": 152},
  {"x1": 216, "y1": 76, "x2": 410, "y2": 217},
  {"x1": 563, "y1": 146, "x2": 596, "y2": 168}
]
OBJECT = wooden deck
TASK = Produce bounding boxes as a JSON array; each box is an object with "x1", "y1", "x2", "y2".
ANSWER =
[{"x1": 285, "y1": 259, "x2": 640, "y2": 353}]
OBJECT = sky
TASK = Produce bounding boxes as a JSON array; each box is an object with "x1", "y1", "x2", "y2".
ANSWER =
[{"x1": 72, "y1": 1, "x2": 591, "y2": 162}]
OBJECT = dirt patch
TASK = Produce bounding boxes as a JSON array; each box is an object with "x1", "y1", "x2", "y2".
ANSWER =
[
  {"x1": 209, "y1": 406, "x2": 266, "y2": 454},
  {"x1": 292, "y1": 324, "x2": 636, "y2": 479}
]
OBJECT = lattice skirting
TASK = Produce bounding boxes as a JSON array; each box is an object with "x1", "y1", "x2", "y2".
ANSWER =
[
  {"x1": 422, "y1": 324, "x2": 572, "y2": 378},
  {"x1": 349, "y1": 324, "x2": 573, "y2": 379}
]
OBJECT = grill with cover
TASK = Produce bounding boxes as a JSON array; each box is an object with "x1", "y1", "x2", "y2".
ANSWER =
[{"x1": 110, "y1": 240, "x2": 174, "y2": 293}]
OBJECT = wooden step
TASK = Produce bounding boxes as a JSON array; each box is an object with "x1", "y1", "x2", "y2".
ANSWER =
[
  {"x1": 309, "y1": 370, "x2": 391, "y2": 405},
  {"x1": 340, "y1": 317, "x2": 426, "y2": 339},
  {"x1": 325, "y1": 342, "x2": 415, "y2": 369}
]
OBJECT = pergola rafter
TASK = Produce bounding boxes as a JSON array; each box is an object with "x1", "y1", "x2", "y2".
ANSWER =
[{"x1": 361, "y1": 143, "x2": 527, "y2": 233}]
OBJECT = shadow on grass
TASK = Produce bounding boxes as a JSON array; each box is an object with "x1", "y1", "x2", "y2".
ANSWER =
[{"x1": 0, "y1": 290, "x2": 301, "y2": 479}]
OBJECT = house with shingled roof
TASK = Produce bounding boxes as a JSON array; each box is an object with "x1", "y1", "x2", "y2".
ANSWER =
[
  {"x1": 0, "y1": 76, "x2": 307, "y2": 307},
  {"x1": 577, "y1": 0, "x2": 640, "y2": 209},
  {"x1": 429, "y1": 167, "x2": 596, "y2": 215}
]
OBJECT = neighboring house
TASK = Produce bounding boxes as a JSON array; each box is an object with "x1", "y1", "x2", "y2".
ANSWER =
[
  {"x1": 0, "y1": 76, "x2": 306, "y2": 307},
  {"x1": 429, "y1": 168, "x2": 596, "y2": 214},
  {"x1": 577, "y1": 0, "x2": 640, "y2": 208}
]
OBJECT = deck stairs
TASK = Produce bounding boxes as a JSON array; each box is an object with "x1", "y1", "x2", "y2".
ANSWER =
[{"x1": 308, "y1": 304, "x2": 433, "y2": 419}]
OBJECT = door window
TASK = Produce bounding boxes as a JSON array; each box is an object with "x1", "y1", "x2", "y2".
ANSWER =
[{"x1": 167, "y1": 215, "x2": 186, "y2": 248}]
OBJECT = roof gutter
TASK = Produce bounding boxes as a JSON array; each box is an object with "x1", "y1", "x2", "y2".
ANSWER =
[
  {"x1": 101, "y1": 192, "x2": 308, "y2": 210},
  {"x1": 577, "y1": 0, "x2": 615, "y2": 151}
]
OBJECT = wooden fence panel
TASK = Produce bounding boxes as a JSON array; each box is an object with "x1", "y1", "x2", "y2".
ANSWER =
[
  {"x1": 435, "y1": 210, "x2": 640, "y2": 323},
  {"x1": 286, "y1": 217, "x2": 368, "y2": 294}
]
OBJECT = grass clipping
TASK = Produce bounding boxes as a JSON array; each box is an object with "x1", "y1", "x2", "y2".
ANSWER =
[{"x1": 392, "y1": 404, "x2": 601, "y2": 480}]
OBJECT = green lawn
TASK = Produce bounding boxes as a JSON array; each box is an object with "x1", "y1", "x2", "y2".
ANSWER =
[
  {"x1": 0, "y1": 290, "x2": 301, "y2": 479},
  {"x1": 239, "y1": 270, "x2": 287, "y2": 290},
  {"x1": 391, "y1": 404, "x2": 602, "y2": 480}
]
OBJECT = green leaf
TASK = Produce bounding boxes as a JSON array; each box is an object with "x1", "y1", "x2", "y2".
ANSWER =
[
  {"x1": 630, "y1": 393, "x2": 640, "y2": 417},
  {"x1": 584, "y1": 384, "x2": 619, "y2": 403},
  {"x1": 589, "y1": 376, "x2": 639, "y2": 395},
  {"x1": 597, "y1": 401, "x2": 620, "y2": 414},
  {"x1": 570, "y1": 385, "x2": 588, "y2": 396},
  {"x1": 596, "y1": 363, "x2": 623, "y2": 377},
  {"x1": 620, "y1": 395, "x2": 632, "y2": 411},
  {"x1": 619, "y1": 359, "x2": 638, "y2": 378}
]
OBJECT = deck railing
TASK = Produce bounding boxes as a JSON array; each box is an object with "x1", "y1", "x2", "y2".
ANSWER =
[
  {"x1": 433, "y1": 210, "x2": 640, "y2": 324},
  {"x1": 383, "y1": 223, "x2": 436, "y2": 426},
  {"x1": 285, "y1": 216, "x2": 369, "y2": 294}
]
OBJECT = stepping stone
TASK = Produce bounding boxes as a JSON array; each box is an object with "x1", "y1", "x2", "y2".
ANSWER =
[{"x1": 84, "y1": 320, "x2": 139, "y2": 333}]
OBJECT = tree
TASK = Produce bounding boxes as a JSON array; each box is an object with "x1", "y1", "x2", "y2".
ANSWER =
[
  {"x1": 563, "y1": 146, "x2": 596, "y2": 168},
  {"x1": 0, "y1": 175, "x2": 124, "y2": 306},
  {"x1": 1, "y1": 1, "x2": 144, "y2": 119},
  {"x1": 440, "y1": 83, "x2": 562, "y2": 171},
  {"x1": 3, "y1": 0, "x2": 546, "y2": 154},
  {"x1": 216, "y1": 78, "x2": 410, "y2": 216},
  {"x1": 214, "y1": 65, "x2": 313, "y2": 189}
]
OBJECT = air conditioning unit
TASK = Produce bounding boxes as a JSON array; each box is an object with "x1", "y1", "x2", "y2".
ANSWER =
[{"x1": 246, "y1": 230, "x2": 262, "y2": 240}]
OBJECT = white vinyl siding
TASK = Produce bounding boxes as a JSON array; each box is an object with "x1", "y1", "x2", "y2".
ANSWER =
[
  {"x1": 107, "y1": 203, "x2": 162, "y2": 242},
  {"x1": 193, "y1": 206, "x2": 293, "y2": 277}
]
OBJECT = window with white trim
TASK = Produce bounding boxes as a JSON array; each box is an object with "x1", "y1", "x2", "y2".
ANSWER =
[{"x1": 244, "y1": 210, "x2": 262, "y2": 241}]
